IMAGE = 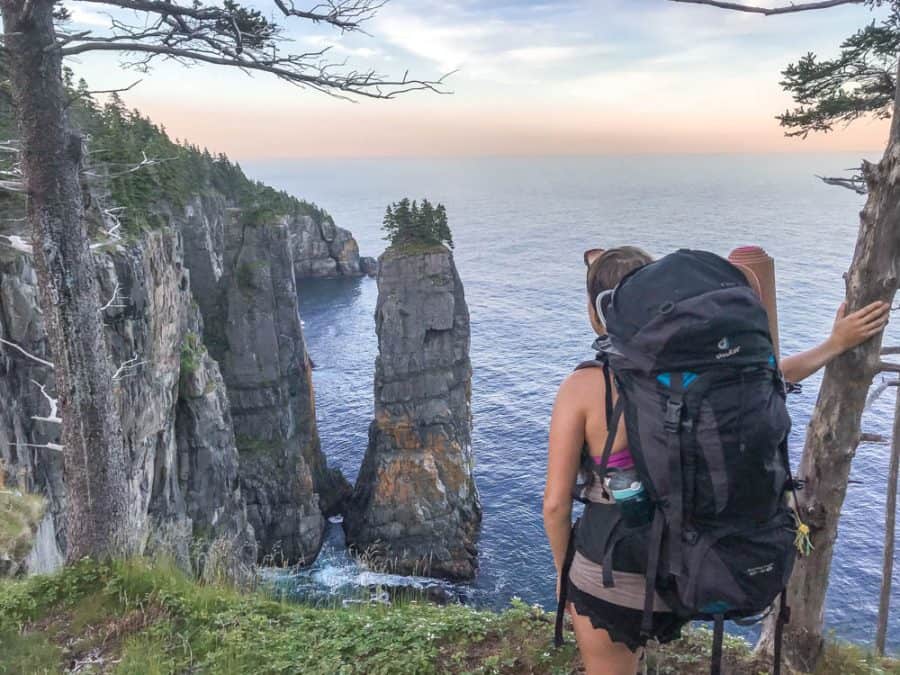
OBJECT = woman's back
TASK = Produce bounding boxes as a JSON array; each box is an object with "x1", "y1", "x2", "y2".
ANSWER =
[{"x1": 568, "y1": 367, "x2": 629, "y2": 460}]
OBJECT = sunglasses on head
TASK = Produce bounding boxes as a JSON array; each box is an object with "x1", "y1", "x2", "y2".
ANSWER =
[{"x1": 583, "y1": 248, "x2": 605, "y2": 267}]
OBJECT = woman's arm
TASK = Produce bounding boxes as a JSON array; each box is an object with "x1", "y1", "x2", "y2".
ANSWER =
[
  {"x1": 781, "y1": 300, "x2": 890, "y2": 384},
  {"x1": 543, "y1": 374, "x2": 588, "y2": 580}
]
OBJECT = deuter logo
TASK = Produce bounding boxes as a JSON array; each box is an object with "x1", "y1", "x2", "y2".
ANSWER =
[
  {"x1": 746, "y1": 562, "x2": 775, "y2": 577},
  {"x1": 715, "y1": 336, "x2": 741, "y2": 360}
]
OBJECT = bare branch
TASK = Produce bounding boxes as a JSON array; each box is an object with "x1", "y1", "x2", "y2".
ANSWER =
[
  {"x1": 17, "y1": 442, "x2": 65, "y2": 452},
  {"x1": 56, "y1": 1, "x2": 449, "y2": 100},
  {"x1": 70, "y1": 78, "x2": 143, "y2": 100},
  {"x1": 0, "y1": 338, "x2": 55, "y2": 369},
  {"x1": 75, "y1": 0, "x2": 383, "y2": 31},
  {"x1": 883, "y1": 346, "x2": 900, "y2": 355},
  {"x1": 30, "y1": 379, "x2": 61, "y2": 424},
  {"x1": 60, "y1": 40, "x2": 449, "y2": 98},
  {"x1": 0, "y1": 179, "x2": 25, "y2": 192},
  {"x1": 668, "y1": 0, "x2": 865, "y2": 15},
  {"x1": 816, "y1": 174, "x2": 868, "y2": 195},
  {"x1": 879, "y1": 360, "x2": 900, "y2": 373},
  {"x1": 99, "y1": 282, "x2": 128, "y2": 312},
  {"x1": 0, "y1": 234, "x2": 33, "y2": 255},
  {"x1": 860, "y1": 432, "x2": 889, "y2": 443},
  {"x1": 112, "y1": 354, "x2": 146, "y2": 380},
  {"x1": 866, "y1": 378, "x2": 900, "y2": 409},
  {"x1": 272, "y1": 0, "x2": 386, "y2": 31}
]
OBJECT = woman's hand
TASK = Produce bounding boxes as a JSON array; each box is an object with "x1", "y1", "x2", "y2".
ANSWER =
[
  {"x1": 781, "y1": 300, "x2": 890, "y2": 384},
  {"x1": 829, "y1": 301, "x2": 890, "y2": 352}
]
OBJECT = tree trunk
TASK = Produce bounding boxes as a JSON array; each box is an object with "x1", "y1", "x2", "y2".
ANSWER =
[
  {"x1": 756, "y1": 61, "x2": 900, "y2": 672},
  {"x1": 1, "y1": 0, "x2": 134, "y2": 560},
  {"x1": 875, "y1": 386, "x2": 899, "y2": 656}
]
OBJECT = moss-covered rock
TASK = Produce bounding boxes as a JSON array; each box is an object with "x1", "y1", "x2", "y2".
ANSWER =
[{"x1": 0, "y1": 490, "x2": 44, "y2": 577}]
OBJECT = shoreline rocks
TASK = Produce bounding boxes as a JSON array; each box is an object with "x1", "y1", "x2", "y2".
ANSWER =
[{"x1": 344, "y1": 245, "x2": 481, "y2": 581}]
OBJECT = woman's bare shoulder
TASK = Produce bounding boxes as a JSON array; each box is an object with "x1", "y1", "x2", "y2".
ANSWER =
[{"x1": 557, "y1": 366, "x2": 605, "y2": 402}]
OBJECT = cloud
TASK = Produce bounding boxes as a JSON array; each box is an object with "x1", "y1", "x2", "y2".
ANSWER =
[
  {"x1": 64, "y1": 3, "x2": 110, "y2": 27},
  {"x1": 503, "y1": 46, "x2": 599, "y2": 64},
  {"x1": 301, "y1": 35, "x2": 381, "y2": 60}
]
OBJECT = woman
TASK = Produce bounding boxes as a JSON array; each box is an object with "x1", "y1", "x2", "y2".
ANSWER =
[{"x1": 543, "y1": 247, "x2": 889, "y2": 675}]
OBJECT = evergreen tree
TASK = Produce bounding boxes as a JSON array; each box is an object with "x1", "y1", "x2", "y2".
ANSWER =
[{"x1": 382, "y1": 197, "x2": 454, "y2": 250}]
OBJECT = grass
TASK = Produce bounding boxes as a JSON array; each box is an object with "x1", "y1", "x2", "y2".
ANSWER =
[
  {"x1": 0, "y1": 489, "x2": 45, "y2": 567},
  {"x1": 0, "y1": 559, "x2": 897, "y2": 674}
]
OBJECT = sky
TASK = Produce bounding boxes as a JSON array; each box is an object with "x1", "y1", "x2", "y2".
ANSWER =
[{"x1": 64, "y1": 0, "x2": 892, "y2": 159}]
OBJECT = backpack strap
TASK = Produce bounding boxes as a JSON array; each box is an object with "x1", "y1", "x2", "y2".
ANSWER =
[
  {"x1": 640, "y1": 508, "x2": 665, "y2": 637},
  {"x1": 710, "y1": 614, "x2": 725, "y2": 675},
  {"x1": 595, "y1": 398, "x2": 624, "y2": 480},
  {"x1": 554, "y1": 519, "x2": 580, "y2": 647},
  {"x1": 602, "y1": 361, "x2": 614, "y2": 424},
  {"x1": 773, "y1": 589, "x2": 790, "y2": 675},
  {"x1": 664, "y1": 372, "x2": 684, "y2": 576}
]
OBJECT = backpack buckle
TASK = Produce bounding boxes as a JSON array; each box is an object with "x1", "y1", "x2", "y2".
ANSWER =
[{"x1": 664, "y1": 399, "x2": 683, "y2": 432}]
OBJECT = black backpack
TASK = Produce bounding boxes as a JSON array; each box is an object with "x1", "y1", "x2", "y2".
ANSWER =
[{"x1": 554, "y1": 249, "x2": 798, "y2": 675}]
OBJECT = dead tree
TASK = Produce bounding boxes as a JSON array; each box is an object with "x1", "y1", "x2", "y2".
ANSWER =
[
  {"x1": 0, "y1": 0, "x2": 447, "y2": 562},
  {"x1": 669, "y1": 1, "x2": 899, "y2": 670}
]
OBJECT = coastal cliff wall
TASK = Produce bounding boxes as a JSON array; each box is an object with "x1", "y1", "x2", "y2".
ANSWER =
[
  {"x1": 0, "y1": 190, "x2": 364, "y2": 573},
  {"x1": 344, "y1": 245, "x2": 481, "y2": 580},
  {"x1": 0, "y1": 226, "x2": 256, "y2": 576},
  {"x1": 290, "y1": 214, "x2": 377, "y2": 280},
  {"x1": 184, "y1": 208, "x2": 349, "y2": 564},
  {"x1": 0, "y1": 94, "x2": 370, "y2": 575}
]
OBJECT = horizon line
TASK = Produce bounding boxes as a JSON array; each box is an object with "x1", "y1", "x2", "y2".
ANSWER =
[{"x1": 237, "y1": 148, "x2": 885, "y2": 163}]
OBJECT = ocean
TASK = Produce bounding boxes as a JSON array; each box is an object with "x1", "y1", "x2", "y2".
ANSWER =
[{"x1": 245, "y1": 154, "x2": 898, "y2": 652}]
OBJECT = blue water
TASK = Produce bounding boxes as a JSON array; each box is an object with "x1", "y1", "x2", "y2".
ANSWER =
[{"x1": 246, "y1": 155, "x2": 899, "y2": 652}]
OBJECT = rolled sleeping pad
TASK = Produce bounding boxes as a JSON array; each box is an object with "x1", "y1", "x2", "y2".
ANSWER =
[{"x1": 728, "y1": 246, "x2": 780, "y2": 360}]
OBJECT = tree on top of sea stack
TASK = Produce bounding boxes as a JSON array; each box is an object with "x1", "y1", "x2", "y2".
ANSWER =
[
  {"x1": 0, "y1": 0, "x2": 448, "y2": 564},
  {"x1": 670, "y1": 0, "x2": 898, "y2": 670},
  {"x1": 382, "y1": 198, "x2": 454, "y2": 251}
]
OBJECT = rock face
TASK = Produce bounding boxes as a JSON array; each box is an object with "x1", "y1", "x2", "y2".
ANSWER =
[
  {"x1": 344, "y1": 245, "x2": 481, "y2": 580},
  {"x1": 183, "y1": 210, "x2": 349, "y2": 564},
  {"x1": 0, "y1": 228, "x2": 256, "y2": 576},
  {"x1": 289, "y1": 214, "x2": 374, "y2": 279}
]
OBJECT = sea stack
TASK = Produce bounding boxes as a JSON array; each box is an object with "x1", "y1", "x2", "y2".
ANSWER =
[{"x1": 344, "y1": 243, "x2": 481, "y2": 580}]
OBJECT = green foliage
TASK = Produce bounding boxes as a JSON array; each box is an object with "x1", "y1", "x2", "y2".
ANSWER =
[
  {"x1": 179, "y1": 332, "x2": 205, "y2": 376},
  {"x1": 0, "y1": 490, "x2": 44, "y2": 564},
  {"x1": 1, "y1": 561, "x2": 897, "y2": 674},
  {"x1": 382, "y1": 198, "x2": 454, "y2": 251},
  {"x1": 0, "y1": 72, "x2": 334, "y2": 239},
  {"x1": 779, "y1": 8, "x2": 900, "y2": 137},
  {"x1": 0, "y1": 631, "x2": 59, "y2": 675},
  {"x1": 815, "y1": 635, "x2": 900, "y2": 675},
  {"x1": 234, "y1": 434, "x2": 284, "y2": 456},
  {"x1": 235, "y1": 260, "x2": 269, "y2": 292}
]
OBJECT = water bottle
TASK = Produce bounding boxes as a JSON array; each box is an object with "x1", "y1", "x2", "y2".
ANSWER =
[{"x1": 605, "y1": 468, "x2": 652, "y2": 528}]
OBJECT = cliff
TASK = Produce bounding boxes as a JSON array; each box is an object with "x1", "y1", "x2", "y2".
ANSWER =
[
  {"x1": 289, "y1": 214, "x2": 377, "y2": 280},
  {"x1": 0, "y1": 223, "x2": 256, "y2": 576},
  {"x1": 344, "y1": 245, "x2": 481, "y2": 580},
  {"x1": 182, "y1": 205, "x2": 350, "y2": 564},
  {"x1": 0, "y1": 92, "x2": 373, "y2": 572}
]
